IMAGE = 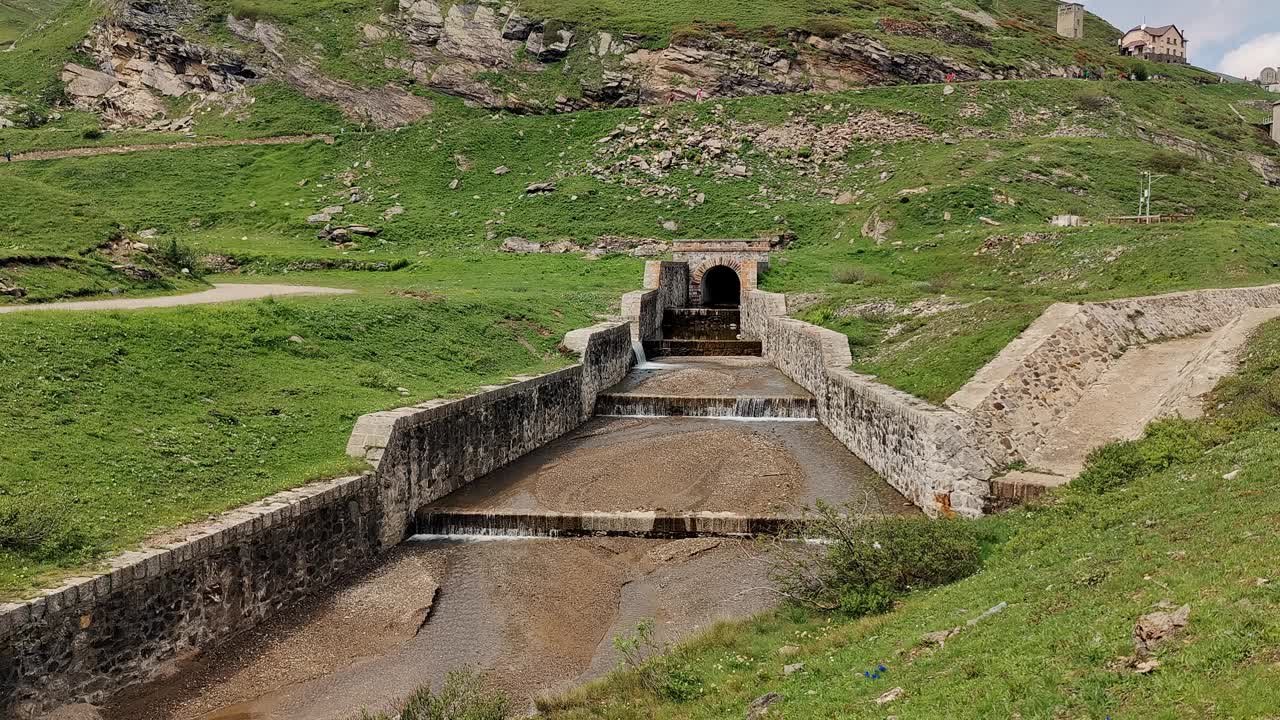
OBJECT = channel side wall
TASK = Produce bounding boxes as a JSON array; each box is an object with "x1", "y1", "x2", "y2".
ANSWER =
[
  {"x1": 947, "y1": 283, "x2": 1280, "y2": 464},
  {"x1": 621, "y1": 261, "x2": 690, "y2": 341},
  {"x1": 741, "y1": 290, "x2": 994, "y2": 518},
  {"x1": 0, "y1": 474, "x2": 382, "y2": 716},
  {"x1": 1, "y1": 321, "x2": 633, "y2": 718}
]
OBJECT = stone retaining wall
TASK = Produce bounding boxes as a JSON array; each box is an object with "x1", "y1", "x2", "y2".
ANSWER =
[
  {"x1": 948, "y1": 284, "x2": 1280, "y2": 464},
  {"x1": 348, "y1": 321, "x2": 633, "y2": 546},
  {"x1": 2, "y1": 321, "x2": 633, "y2": 717},
  {"x1": 621, "y1": 261, "x2": 689, "y2": 341},
  {"x1": 741, "y1": 290, "x2": 993, "y2": 517},
  {"x1": 1, "y1": 474, "x2": 381, "y2": 717}
]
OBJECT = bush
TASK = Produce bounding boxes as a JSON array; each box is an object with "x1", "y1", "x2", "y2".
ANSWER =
[
  {"x1": 1148, "y1": 150, "x2": 1192, "y2": 175},
  {"x1": 805, "y1": 18, "x2": 855, "y2": 39},
  {"x1": 766, "y1": 507, "x2": 982, "y2": 612},
  {"x1": 361, "y1": 671, "x2": 509, "y2": 720},
  {"x1": 1074, "y1": 418, "x2": 1225, "y2": 495},
  {"x1": 833, "y1": 265, "x2": 889, "y2": 285},
  {"x1": 1074, "y1": 89, "x2": 1109, "y2": 112},
  {"x1": 82, "y1": 128, "x2": 104, "y2": 140},
  {"x1": 382, "y1": 0, "x2": 400, "y2": 13},
  {"x1": 229, "y1": 1, "x2": 269, "y2": 21},
  {"x1": 21, "y1": 111, "x2": 48, "y2": 129},
  {"x1": 160, "y1": 238, "x2": 202, "y2": 275},
  {"x1": 1128, "y1": 61, "x2": 1150, "y2": 81},
  {"x1": 0, "y1": 497, "x2": 93, "y2": 561}
]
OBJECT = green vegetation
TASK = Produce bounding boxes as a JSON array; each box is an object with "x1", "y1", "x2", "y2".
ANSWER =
[
  {"x1": 544, "y1": 318, "x2": 1280, "y2": 719},
  {"x1": 0, "y1": 279, "x2": 636, "y2": 598},
  {"x1": 358, "y1": 670, "x2": 510, "y2": 720}
]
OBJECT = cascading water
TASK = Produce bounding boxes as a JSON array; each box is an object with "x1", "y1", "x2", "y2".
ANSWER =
[{"x1": 631, "y1": 339, "x2": 672, "y2": 370}]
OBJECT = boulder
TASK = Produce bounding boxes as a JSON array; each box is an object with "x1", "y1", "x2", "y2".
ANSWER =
[
  {"x1": 500, "y1": 237, "x2": 542, "y2": 253},
  {"x1": 61, "y1": 64, "x2": 117, "y2": 99}
]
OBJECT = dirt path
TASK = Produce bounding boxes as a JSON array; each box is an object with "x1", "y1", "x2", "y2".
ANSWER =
[
  {"x1": 4, "y1": 134, "x2": 333, "y2": 163},
  {"x1": 0, "y1": 283, "x2": 354, "y2": 314}
]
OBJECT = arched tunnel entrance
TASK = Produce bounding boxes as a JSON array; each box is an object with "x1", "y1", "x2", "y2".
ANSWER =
[{"x1": 701, "y1": 265, "x2": 742, "y2": 307}]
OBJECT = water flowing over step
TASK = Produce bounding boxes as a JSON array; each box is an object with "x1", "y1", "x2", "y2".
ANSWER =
[
  {"x1": 645, "y1": 306, "x2": 761, "y2": 357},
  {"x1": 595, "y1": 393, "x2": 817, "y2": 419},
  {"x1": 417, "y1": 509, "x2": 797, "y2": 538}
]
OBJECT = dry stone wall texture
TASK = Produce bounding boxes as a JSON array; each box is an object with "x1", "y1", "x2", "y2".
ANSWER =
[
  {"x1": 949, "y1": 284, "x2": 1280, "y2": 463},
  {"x1": 622, "y1": 262, "x2": 690, "y2": 341},
  {"x1": 1, "y1": 321, "x2": 633, "y2": 718},
  {"x1": 1, "y1": 475, "x2": 381, "y2": 717},
  {"x1": 741, "y1": 290, "x2": 994, "y2": 517}
]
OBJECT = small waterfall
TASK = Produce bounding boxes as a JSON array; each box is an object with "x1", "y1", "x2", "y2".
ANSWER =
[{"x1": 631, "y1": 339, "x2": 672, "y2": 370}]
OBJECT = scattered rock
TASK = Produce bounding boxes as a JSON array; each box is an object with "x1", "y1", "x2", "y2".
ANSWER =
[
  {"x1": 833, "y1": 190, "x2": 858, "y2": 205},
  {"x1": 500, "y1": 237, "x2": 542, "y2": 253},
  {"x1": 875, "y1": 687, "x2": 905, "y2": 705},
  {"x1": 525, "y1": 181, "x2": 556, "y2": 194},
  {"x1": 492, "y1": 165, "x2": 510, "y2": 175},
  {"x1": 744, "y1": 692, "x2": 781, "y2": 720},
  {"x1": 1133, "y1": 604, "x2": 1190, "y2": 658},
  {"x1": 1049, "y1": 214, "x2": 1083, "y2": 227},
  {"x1": 0, "y1": 285, "x2": 28, "y2": 299},
  {"x1": 1222, "y1": 469, "x2": 1241, "y2": 481},
  {"x1": 1135, "y1": 658, "x2": 1160, "y2": 674},
  {"x1": 861, "y1": 208, "x2": 894, "y2": 245},
  {"x1": 287, "y1": 335, "x2": 305, "y2": 344},
  {"x1": 979, "y1": 216, "x2": 1001, "y2": 226},
  {"x1": 449, "y1": 178, "x2": 460, "y2": 190},
  {"x1": 383, "y1": 205, "x2": 405, "y2": 220},
  {"x1": 783, "y1": 662, "x2": 804, "y2": 676},
  {"x1": 777, "y1": 645, "x2": 801, "y2": 658},
  {"x1": 661, "y1": 220, "x2": 679, "y2": 232}
]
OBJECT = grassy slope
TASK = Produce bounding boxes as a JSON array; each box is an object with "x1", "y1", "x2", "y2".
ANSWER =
[
  {"x1": 0, "y1": 264, "x2": 639, "y2": 599},
  {"x1": 545, "y1": 319, "x2": 1280, "y2": 720},
  {"x1": 6, "y1": 78, "x2": 1280, "y2": 397}
]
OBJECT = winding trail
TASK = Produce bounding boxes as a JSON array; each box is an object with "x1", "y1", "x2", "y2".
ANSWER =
[
  {"x1": 0, "y1": 283, "x2": 354, "y2": 314},
  {"x1": 4, "y1": 134, "x2": 334, "y2": 163}
]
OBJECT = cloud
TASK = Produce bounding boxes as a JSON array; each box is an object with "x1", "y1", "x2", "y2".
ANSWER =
[
  {"x1": 1218, "y1": 32, "x2": 1280, "y2": 78},
  {"x1": 1087, "y1": 0, "x2": 1275, "y2": 67}
]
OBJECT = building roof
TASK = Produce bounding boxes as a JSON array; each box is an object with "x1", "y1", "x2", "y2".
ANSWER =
[{"x1": 1126, "y1": 24, "x2": 1183, "y2": 39}]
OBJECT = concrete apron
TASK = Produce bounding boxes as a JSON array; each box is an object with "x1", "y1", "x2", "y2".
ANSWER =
[{"x1": 101, "y1": 357, "x2": 915, "y2": 719}]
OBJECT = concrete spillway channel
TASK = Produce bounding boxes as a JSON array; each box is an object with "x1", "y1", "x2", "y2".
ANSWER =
[{"x1": 104, "y1": 348, "x2": 917, "y2": 719}]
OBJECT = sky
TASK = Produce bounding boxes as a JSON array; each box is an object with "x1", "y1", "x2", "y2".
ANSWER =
[{"x1": 1087, "y1": 0, "x2": 1280, "y2": 79}]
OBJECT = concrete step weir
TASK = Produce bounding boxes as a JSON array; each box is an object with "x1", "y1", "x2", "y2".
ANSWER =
[
  {"x1": 595, "y1": 392, "x2": 818, "y2": 419},
  {"x1": 643, "y1": 338, "x2": 763, "y2": 357},
  {"x1": 416, "y1": 508, "x2": 799, "y2": 538}
]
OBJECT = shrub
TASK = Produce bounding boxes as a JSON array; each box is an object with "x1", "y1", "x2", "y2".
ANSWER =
[
  {"x1": 766, "y1": 506, "x2": 982, "y2": 612},
  {"x1": 805, "y1": 18, "x2": 855, "y2": 39},
  {"x1": 160, "y1": 238, "x2": 203, "y2": 275},
  {"x1": 1074, "y1": 89, "x2": 1109, "y2": 112},
  {"x1": 1148, "y1": 150, "x2": 1192, "y2": 175},
  {"x1": 1074, "y1": 418, "x2": 1225, "y2": 495},
  {"x1": 0, "y1": 497, "x2": 93, "y2": 561},
  {"x1": 21, "y1": 111, "x2": 48, "y2": 129},
  {"x1": 1128, "y1": 61, "x2": 1150, "y2": 81},
  {"x1": 833, "y1": 265, "x2": 889, "y2": 285},
  {"x1": 382, "y1": 0, "x2": 400, "y2": 13},
  {"x1": 1073, "y1": 439, "x2": 1144, "y2": 494},
  {"x1": 361, "y1": 671, "x2": 509, "y2": 720},
  {"x1": 229, "y1": 1, "x2": 268, "y2": 21},
  {"x1": 82, "y1": 128, "x2": 104, "y2": 140}
]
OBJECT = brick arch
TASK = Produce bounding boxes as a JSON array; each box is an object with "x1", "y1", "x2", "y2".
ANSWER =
[{"x1": 690, "y1": 258, "x2": 746, "y2": 307}]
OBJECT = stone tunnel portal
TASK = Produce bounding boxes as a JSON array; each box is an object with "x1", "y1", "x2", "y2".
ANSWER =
[{"x1": 701, "y1": 265, "x2": 742, "y2": 307}]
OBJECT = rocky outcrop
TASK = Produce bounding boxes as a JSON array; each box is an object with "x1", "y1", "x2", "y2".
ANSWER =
[
  {"x1": 227, "y1": 17, "x2": 432, "y2": 128},
  {"x1": 64, "y1": 0, "x2": 429, "y2": 129}
]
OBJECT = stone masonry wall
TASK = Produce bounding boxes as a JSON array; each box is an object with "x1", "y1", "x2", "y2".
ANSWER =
[
  {"x1": 2, "y1": 321, "x2": 633, "y2": 717},
  {"x1": 948, "y1": 283, "x2": 1280, "y2": 464},
  {"x1": 349, "y1": 321, "x2": 633, "y2": 546},
  {"x1": 741, "y1": 290, "x2": 994, "y2": 517},
  {"x1": 0, "y1": 474, "x2": 381, "y2": 717},
  {"x1": 621, "y1": 261, "x2": 690, "y2": 341}
]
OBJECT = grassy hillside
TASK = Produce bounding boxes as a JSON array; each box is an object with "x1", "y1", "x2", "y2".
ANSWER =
[
  {"x1": 544, "y1": 318, "x2": 1280, "y2": 719},
  {"x1": 5, "y1": 78, "x2": 1279, "y2": 398},
  {"x1": 0, "y1": 0, "x2": 66, "y2": 45},
  {"x1": 0, "y1": 264, "x2": 639, "y2": 599}
]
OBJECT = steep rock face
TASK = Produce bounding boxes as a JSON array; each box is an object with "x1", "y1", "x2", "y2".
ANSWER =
[
  {"x1": 65, "y1": 0, "x2": 1088, "y2": 126},
  {"x1": 63, "y1": 0, "x2": 262, "y2": 126}
]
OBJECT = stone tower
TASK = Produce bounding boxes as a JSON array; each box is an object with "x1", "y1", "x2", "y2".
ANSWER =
[
  {"x1": 1057, "y1": 2, "x2": 1085, "y2": 39},
  {"x1": 1273, "y1": 102, "x2": 1280, "y2": 145},
  {"x1": 1262, "y1": 67, "x2": 1278, "y2": 85}
]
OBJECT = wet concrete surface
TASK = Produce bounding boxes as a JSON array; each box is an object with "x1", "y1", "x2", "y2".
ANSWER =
[
  {"x1": 103, "y1": 538, "x2": 772, "y2": 720},
  {"x1": 430, "y1": 416, "x2": 916, "y2": 517},
  {"x1": 610, "y1": 357, "x2": 810, "y2": 399}
]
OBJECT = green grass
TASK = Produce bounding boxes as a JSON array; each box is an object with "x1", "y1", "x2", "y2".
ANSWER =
[
  {"x1": 0, "y1": 283, "x2": 635, "y2": 599},
  {"x1": 543, "y1": 318, "x2": 1280, "y2": 720}
]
